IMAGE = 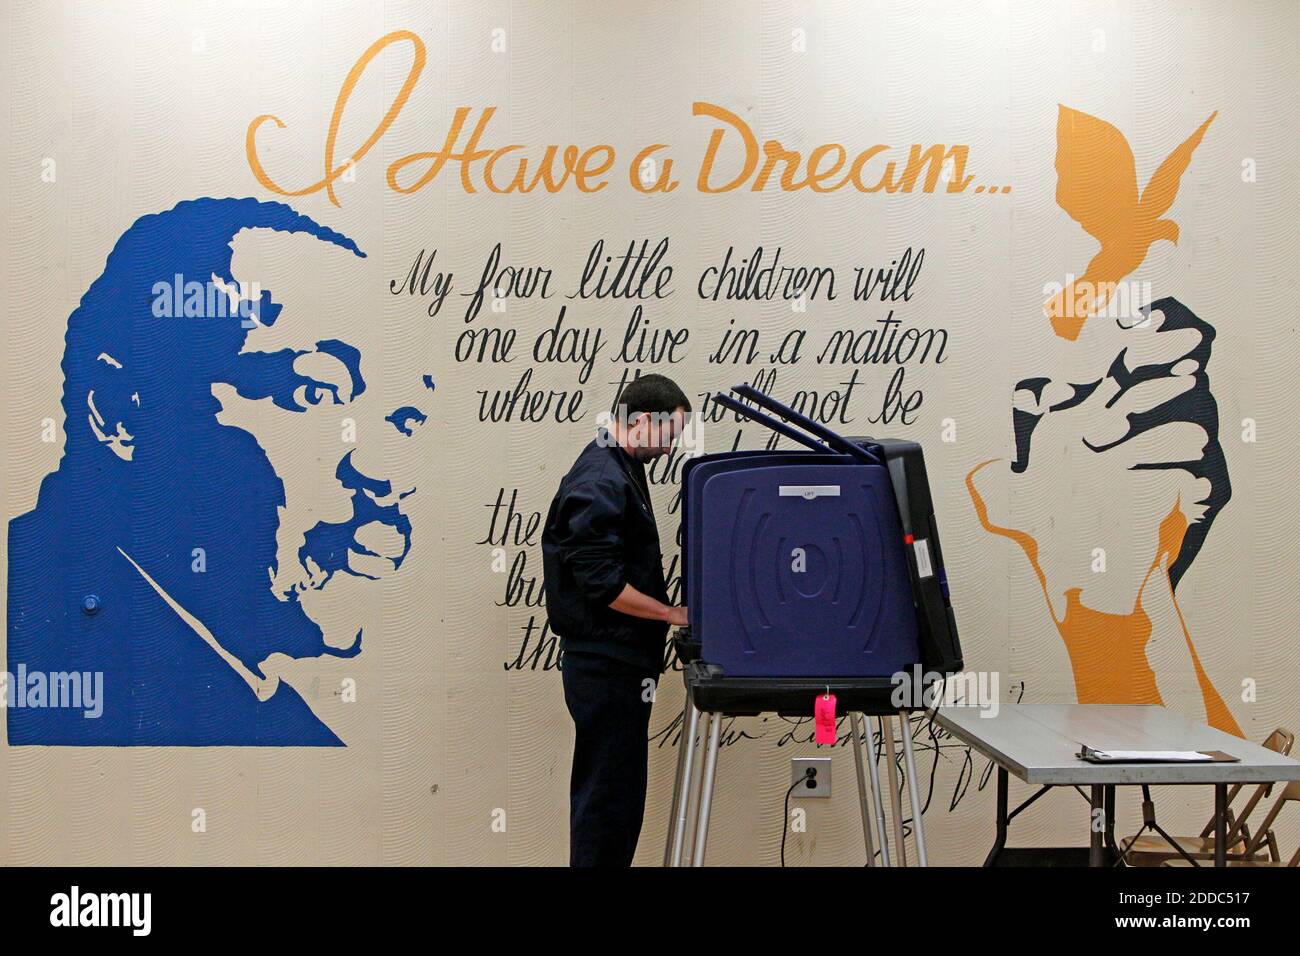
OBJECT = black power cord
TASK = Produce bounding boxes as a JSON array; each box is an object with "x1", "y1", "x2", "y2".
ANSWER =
[{"x1": 780, "y1": 768, "x2": 817, "y2": 866}]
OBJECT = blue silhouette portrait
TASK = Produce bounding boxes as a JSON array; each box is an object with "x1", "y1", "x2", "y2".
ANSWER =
[{"x1": 7, "y1": 197, "x2": 428, "y2": 745}]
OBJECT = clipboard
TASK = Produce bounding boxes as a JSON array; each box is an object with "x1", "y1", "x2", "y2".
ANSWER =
[{"x1": 1076, "y1": 744, "x2": 1240, "y2": 764}]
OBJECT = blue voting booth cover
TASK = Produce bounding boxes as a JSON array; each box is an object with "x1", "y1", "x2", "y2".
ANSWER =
[{"x1": 686, "y1": 456, "x2": 920, "y2": 678}]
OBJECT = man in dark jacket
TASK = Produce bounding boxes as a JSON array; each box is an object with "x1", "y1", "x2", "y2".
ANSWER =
[{"x1": 542, "y1": 373, "x2": 691, "y2": 866}]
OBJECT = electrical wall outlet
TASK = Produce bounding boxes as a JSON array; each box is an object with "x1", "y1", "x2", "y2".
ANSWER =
[{"x1": 790, "y1": 757, "x2": 831, "y2": 798}]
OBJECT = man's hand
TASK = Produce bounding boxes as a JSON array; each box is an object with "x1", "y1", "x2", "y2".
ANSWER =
[{"x1": 609, "y1": 583, "x2": 686, "y2": 627}]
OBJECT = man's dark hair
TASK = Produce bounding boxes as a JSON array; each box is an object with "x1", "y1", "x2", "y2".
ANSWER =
[{"x1": 618, "y1": 373, "x2": 691, "y2": 416}]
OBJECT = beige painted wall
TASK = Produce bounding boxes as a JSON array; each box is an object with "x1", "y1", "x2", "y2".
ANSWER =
[{"x1": 1, "y1": 0, "x2": 1296, "y2": 865}]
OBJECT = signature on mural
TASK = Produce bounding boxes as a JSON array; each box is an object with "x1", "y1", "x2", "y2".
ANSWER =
[
  {"x1": 967, "y1": 107, "x2": 1241, "y2": 735},
  {"x1": 7, "y1": 198, "x2": 431, "y2": 745}
]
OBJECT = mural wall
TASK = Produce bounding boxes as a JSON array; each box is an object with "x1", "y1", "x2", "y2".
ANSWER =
[{"x1": 2, "y1": 0, "x2": 1296, "y2": 864}]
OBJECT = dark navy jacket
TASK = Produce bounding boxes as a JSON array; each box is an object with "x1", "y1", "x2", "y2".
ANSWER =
[{"x1": 542, "y1": 430, "x2": 669, "y2": 674}]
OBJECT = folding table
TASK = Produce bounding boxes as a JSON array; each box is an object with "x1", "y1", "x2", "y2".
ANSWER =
[{"x1": 933, "y1": 704, "x2": 1300, "y2": 866}]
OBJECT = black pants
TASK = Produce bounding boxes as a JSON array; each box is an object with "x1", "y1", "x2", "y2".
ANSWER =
[{"x1": 561, "y1": 650, "x2": 658, "y2": 867}]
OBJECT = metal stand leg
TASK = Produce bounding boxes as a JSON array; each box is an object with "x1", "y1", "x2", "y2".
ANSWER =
[
  {"x1": 881, "y1": 716, "x2": 909, "y2": 867},
  {"x1": 679, "y1": 710, "x2": 711, "y2": 865},
  {"x1": 1090, "y1": 785, "x2": 1105, "y2": 867},
  {"x1": 898, "y1": 711, "x2": 928, "y2": 866},
  {"x1": 691, "y1": 712, "x2": 723, "y2": 867},
  {"x1": 865, "y1": 717, "x2": 892, "y2": 867},
  {"x1": 665, "y1": 694, "x2": 701, "y2": 867},
  {"x1": 1104, "y1": 785, "x2": 1121, "y2": 863},
  {"x1": 1214, "y1": 784, "x2": 1227, "y2": 868},
  {"x1": 983, "y1": 767, "x2": 1008, "y2": 866},
  {"x1": 849, "y1": 712, "x2": 879, "y2": 865}
]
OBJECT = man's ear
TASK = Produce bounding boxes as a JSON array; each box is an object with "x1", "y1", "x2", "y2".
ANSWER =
[
  {"x1": 84, "y1": 352, "x2": 140, "y2": 462},
  {"x1": 627, "y1": 410, "x2": 651, "y2": 447}
]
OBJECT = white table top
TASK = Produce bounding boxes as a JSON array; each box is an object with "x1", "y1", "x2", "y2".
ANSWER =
[{"x1": 933, "y1": 704, "x2": 1300, "y2": 785}]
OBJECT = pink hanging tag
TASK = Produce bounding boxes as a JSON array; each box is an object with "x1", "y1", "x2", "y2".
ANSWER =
[{"x1": 814, "y1": 693, "x2": 837, "y2": 745}]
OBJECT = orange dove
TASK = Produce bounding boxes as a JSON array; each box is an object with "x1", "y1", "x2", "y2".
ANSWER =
[{"x1": 1046, "y1": 106, "x2": 1217, "y2": 340}]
